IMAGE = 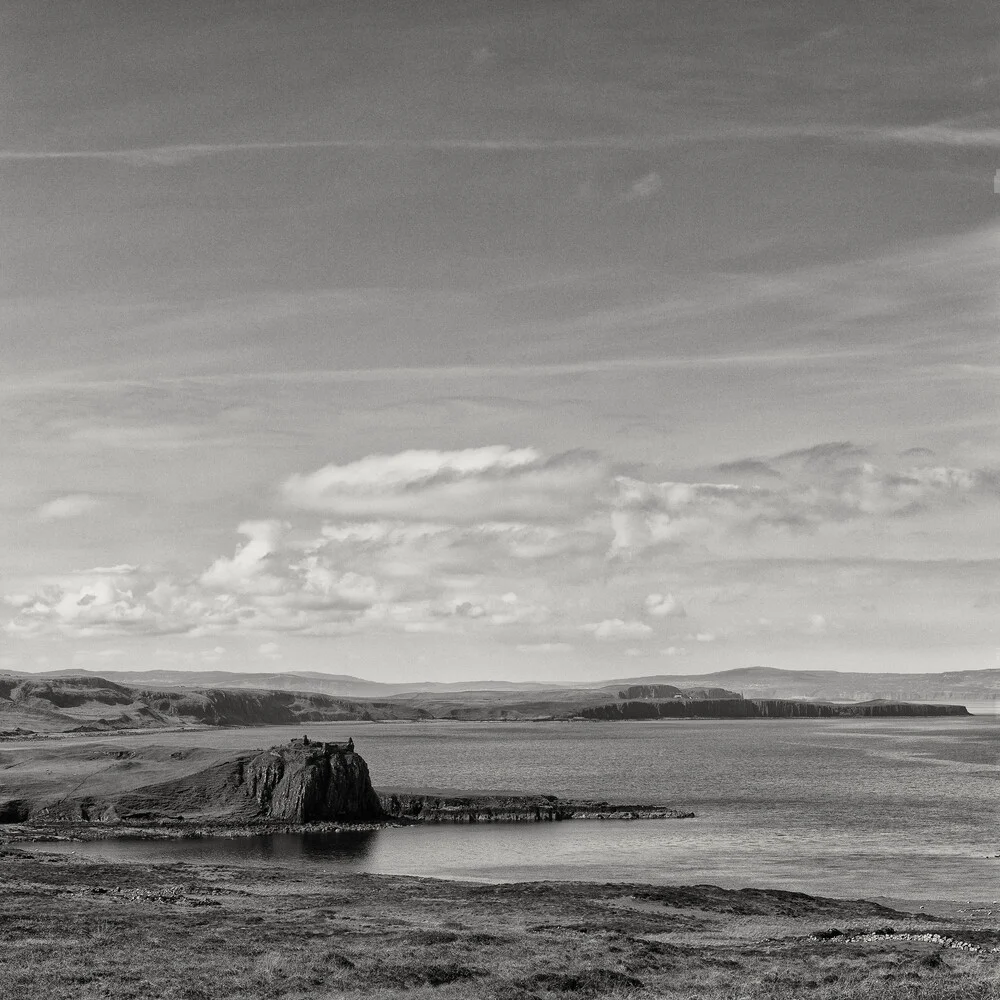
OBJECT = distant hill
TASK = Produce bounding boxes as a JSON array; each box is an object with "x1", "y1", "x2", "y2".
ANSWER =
[
  {"x1": 13, "y1": 665, "x2": 997, "y2": 705},
  {"x1": 608, "y1": 667, "x2": 1000, "y2": 705},
  {"x1": 1, "y1": 666, "x2": 990, "y2": 735},
  {"x1": 20, "y1": 668, "x2": 565, "y2": 700},
  {"x1": 0, "y1": 675, "x2": 426, "y2": 734}
]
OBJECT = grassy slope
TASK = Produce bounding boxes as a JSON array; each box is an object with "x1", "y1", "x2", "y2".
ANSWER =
[
  {"x1": 0, "y1": 740, "x2": 243, "y2": 810},
  {"x1": 0, "y1": 848, "x2": 997, "y2": 1000},
  {"x1": 0, "y1": 675, "x2": 425, "y2": 733}
]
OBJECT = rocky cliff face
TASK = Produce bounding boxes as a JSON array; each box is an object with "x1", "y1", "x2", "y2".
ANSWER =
[
  {"x1": 583, "y1": 698, "x2": 971, "y2": 720},
  {"x1": 25, "y1": 739, "x2": 385, "y2": 826},
  {"x1": 241, "y1": 740, "x2": 384, "y2": 822}
]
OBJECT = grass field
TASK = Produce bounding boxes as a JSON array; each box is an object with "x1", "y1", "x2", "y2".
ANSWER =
[{"x1": 1, "y1": 846, "x2": 998, "y2": 1000}]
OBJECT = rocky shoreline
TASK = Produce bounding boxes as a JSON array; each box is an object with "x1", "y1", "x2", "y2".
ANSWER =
[
  {"x1": 379, "y1": 791, "x2": 694, "y2": 823},
  {"x1": 2, "y1": 793, "x2": 694, "y2": 844}
]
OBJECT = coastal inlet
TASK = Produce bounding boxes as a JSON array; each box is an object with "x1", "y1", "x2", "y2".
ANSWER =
[{"x1": 1, "y1": 737, "x2": 692, "y2": 838}]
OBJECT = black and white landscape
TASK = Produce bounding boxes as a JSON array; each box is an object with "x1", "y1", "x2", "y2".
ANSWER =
[{"x1": 2, "y1": 1, "x2": 998, "y2": 997}]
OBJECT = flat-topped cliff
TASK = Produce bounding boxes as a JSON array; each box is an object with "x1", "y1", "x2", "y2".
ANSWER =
[
  {"x1": 25, "y1": 738, "x2": 384, "y2": 826},
  {"x1": 583, "y1": 698, "x2": 971, "y2": 721}
]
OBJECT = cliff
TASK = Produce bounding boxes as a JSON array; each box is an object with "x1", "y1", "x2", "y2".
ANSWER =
[
  {"x1": 30, "y1": 739, "x2": 384, "y2": 825},
  {"x1": 617, "y1": 684, "x2": 741, "y2": 701},
  {"x1": 238, "y1": 739, "x2": 384, "y2": 822},
  {"x1": 582, "y1": 698, "x2": 971, "y2": 721}
]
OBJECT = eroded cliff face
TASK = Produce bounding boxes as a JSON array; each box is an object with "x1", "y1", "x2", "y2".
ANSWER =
[
  {"x1": 242, "y1": 741, "x2": 384, "y2": 822},
  {"x1": 19, "y1": 739, "x2": 385, "y2": 826}
]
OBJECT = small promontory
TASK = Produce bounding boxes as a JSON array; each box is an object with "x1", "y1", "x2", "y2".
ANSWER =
[{"x1": 29, "y1": 738, "x2": 385, "y2": 826}]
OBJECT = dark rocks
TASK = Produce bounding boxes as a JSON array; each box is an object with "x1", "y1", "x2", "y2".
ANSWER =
[
  {"x1": 378, "y1": 792, "x2": 693, "y2": 824},
  {"x1": 584, "y1": 698, "x2": 971, "y2": 720},
  {"x1": 31, "y1": 740, "x2": 385, "y2": 827},
  {"x1": 241, "y1": 739, "x2": 383, "y2": 822},
  {"x1": 0, "y1": 799, "x2": 30, "y2": 824}
]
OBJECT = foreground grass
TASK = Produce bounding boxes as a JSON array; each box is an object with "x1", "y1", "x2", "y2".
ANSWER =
[{"x1": 0, "y1": 848, "x2": 997, "y2": 999}]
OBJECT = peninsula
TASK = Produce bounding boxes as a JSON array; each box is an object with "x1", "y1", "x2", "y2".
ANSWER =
[{"x1": 0, "y1": 738, "x2": 692, "y2": 841}]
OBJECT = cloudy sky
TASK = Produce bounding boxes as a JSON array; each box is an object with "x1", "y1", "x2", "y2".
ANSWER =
[{"x1": 2, "y1": 0, "x2": 998, "y2": 680}]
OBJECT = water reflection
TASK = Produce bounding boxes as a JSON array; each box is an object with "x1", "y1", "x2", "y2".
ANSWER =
[
  {"x1": 215, "y1": 829, "x2": 380, "y2": 864},
  {"x1": 23, "y1": 821, "x2": 1000, "y2": 902}
]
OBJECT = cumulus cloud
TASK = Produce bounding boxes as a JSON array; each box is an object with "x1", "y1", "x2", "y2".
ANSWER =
[
  {"x1": 7, "y1": 442, "x2": 999, "y2": 646},
  {"x1": 258, "y1": 642, "x2": 282, "y2": 660},
  {"x1": 644, "y1": 592, "x2": 686, "y2": 618},
  {"x1": 200, "y1": 520, "x2": 289, "y2": 592},
  {"x1": 35, "y1": 494, "x2": 102, "y2": 520}
]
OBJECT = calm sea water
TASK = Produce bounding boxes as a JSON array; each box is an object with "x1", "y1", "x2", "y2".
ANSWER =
[{"x1": 25, "y1": 718, "x2": 999, "y2": 902}]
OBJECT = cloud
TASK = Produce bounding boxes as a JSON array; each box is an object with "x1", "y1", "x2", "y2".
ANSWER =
[
  {"x1": 582, "y1": 619, "x2": 654, "y2": 641},
  {"x1": 644, "y1": 593, "x2": 686, "y2": 618},
  {"x1": 258, "y1": 642, "x2": 282, "y2": 660},
  {"x1": 5, "y1": 122, "x2": 1000, "y2": 167},
  {"x1": 806, "y1": 614, "x2": 828, "y2": 635},
  {"x1": 623, "y1": 172, "x2": 663, "y2": 202},
  {"x1": 515, "y1": 642, "x2": 573, "y2": 654},
  {"x1": 282, "y1": 447, "x2": 608, "y2": 522},
  {"x1": 773, "y1": 441, "x2": 870, "y2": 468},
  {"x1": 200, "y1": 521, "x2": 289, "y2": 592},
  {"x1": 7, "y1": 443, "x2": 1000, "y2": 646},
  {"x1": 35, "y1": 494, "x2": 102, "y2": 520},
  {"x1": 715, "y1": 459, "x2": 781, "y2": 478}
]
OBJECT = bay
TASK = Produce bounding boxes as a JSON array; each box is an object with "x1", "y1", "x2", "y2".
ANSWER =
[{"x1": 22, "y1": 718, "x2": 999, "y2": 902}]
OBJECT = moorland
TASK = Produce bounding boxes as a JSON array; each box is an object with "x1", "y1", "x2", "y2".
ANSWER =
[
  {"x1": 0, "y1": 670, "x2": 975, "y2": 735},
  {"x1": 1, "y1": 846, "x2": 998, "y2": 1000}
]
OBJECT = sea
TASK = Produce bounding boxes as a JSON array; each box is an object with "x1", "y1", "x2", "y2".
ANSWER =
[{"x1": 23, "y1": 715, "x2": 1000, "y2": 903}]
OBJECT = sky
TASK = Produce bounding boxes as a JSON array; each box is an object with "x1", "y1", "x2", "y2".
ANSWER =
[{"x1": 1, "y1": 0, "x2": 998, "y2": 681}]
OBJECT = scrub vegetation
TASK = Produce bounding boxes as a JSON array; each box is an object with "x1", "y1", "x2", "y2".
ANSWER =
[{"x1": 1, "y1": 848, "x2": 997, "y2": 1000}]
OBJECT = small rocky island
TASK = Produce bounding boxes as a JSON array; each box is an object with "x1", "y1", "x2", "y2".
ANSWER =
[{"x1": 3, "y1": 738, "x2": 691, "y2": 839}]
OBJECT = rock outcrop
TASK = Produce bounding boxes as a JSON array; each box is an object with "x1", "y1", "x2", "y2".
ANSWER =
[
  {"x1": 28, "y1": 739, "x2": 384, "y2": 826},
  {"x1": 240, "y1": 739, "x2": 384, "y2": 822},
  {"x1": 583, "y1": 698, "x2": 971, "y2": 720},
  {"x1": 378, "y1": 792, "x2": 693, "y2": 823}
]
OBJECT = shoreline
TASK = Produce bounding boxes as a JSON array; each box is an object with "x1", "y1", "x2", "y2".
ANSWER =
[
  {"x1": 0, "y1": 842, "x2": 964, "y2": 911},
  {"x1": 9, "y1": 840, "x2": 995, "y2": 914},
  {"x1": 1, "y1": 707, "x2": 991, "y2": 744},
  {"x1": 1, "y1": 798, "x2": 696, "y2": 844},
  {"x1": 9, "y1": 843, "x2": 998, "y2": 999}
]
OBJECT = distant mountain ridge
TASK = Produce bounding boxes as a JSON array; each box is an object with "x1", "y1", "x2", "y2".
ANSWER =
[
  {"x1": 14, "y1": 668, "x2": 565, "y2": 699},
  {"x1": 1, "y1": 666, "x2": 991, "y2": 735},
  {"x1": 8, "y1": 665, "x2": 998, "y2": 704},
  {"x1": 0, "y1": 674, "x2": 425, "y2": 734}
]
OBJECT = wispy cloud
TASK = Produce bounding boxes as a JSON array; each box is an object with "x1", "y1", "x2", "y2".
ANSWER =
[
  {"x1": 0, "y1": 346, "x2": 896, "y2": 398},
  {"x1": 622, "y1": 172, "x2": 663, "y2": 202},
  {"x1": 35, "y1": 494, "x2": 103, "y2": 521},
  {"x1": 3, "y1": 121, "x2": 999, "y2": 165}
]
